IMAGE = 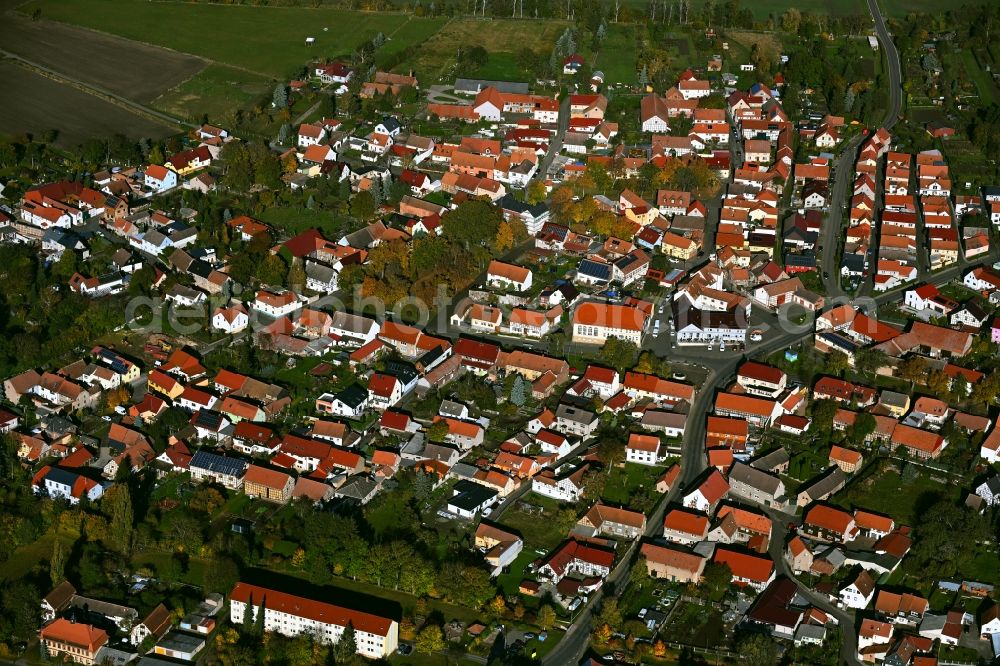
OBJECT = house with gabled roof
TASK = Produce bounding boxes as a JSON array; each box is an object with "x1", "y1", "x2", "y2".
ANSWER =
[
  {"x1": 713, "y1": 546, "x2": 775, "y2": 592},
  {"x1": 727, "y1": 462, "x2": 786, "y2": 508},
  {"x1": 577, "y1": 503, "x2": 646, "y2": 539},
  {"x1": 682, "y1": 468, "x2": 729, "y2": 513},
  {"x1": 840, "y1": 569, "x2": 876, "y2": 609},
  {"x1": 662, "y1": 507, "x2": 710, "y2": 544}
]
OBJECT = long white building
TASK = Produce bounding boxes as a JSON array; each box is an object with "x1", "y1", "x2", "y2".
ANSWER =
[{"x1": 229, "y1": 582, "x2": 399, "y2": 658}]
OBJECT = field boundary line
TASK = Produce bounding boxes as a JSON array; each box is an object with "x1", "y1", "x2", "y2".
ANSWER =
[
  {"x1": 1, "y1": 49, "x2": 192, "y2": 131},
  {"x1": 10, "y1": 6, "x2": 276, "y2": 80}
]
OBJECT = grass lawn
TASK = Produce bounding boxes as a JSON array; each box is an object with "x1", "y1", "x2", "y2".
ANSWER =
[
  {"x1": 132, "y1": 551, "x2": 210, "y2": 587},
  {"x1": 787, "y1": 450, "x2": 829, "y2": 482},
  {"x1": 959, "y1": 49, "x2": 997, "y2": 106},
  {"x1": 259, "y1": 205, "x2": 346, "y2": 237},
  {"x1": 835, "y1": 469, "x2": 956, "y2": 525},
  {"x1": 500, "y1": 493, "x2": 571, "y2": 552},
  {"x1": 879, "y1": 0, "x2": 949, "y2": 16},
  {"x1": 496, "y1": 550, "x2": 537, "y2": 596},
  {"x1": 26, "y1": 0, "x2": 442, "y2": 78},
  {"x1": 408, "y1": 17, "x2": 567, "y2": 83},
  {"x1": 592, "y1": 24, "x2": 638, "y2": 86},
  {"x1": 0, "y1": 524, "x2": 80, "y2": 583},
  {"x1": 153, "y1": 64, "x2": 272, "y2": 122},
  {"x1": 602, "y1": 462, "x2": 664, "y2": 507}
]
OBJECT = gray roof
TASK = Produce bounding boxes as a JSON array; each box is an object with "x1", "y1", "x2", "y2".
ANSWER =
[
  {"x1": 335, "y1": 383, "x2": 368, "y2": 409},
  {"x1": 640, "y1": 410, "x2": 687, "y2": 430},
  {"x1": 330, "y1": 311, "x2": 377, "y2": 335},
  {"x1": 439, "y1": 400, "x2": 468, "y2": 419},
  {"x1": 556, "y1": 403, "x2": 597, "y2": 425},
  {"x1": 798, "y1": 466, "x2": 846, "y2": 500},
  {"x1": 306, "y1": 261, "x2": 337, "y2": 283},
  {"x1": 750, "y1": 447, "x2": 790, "y2": 472},
  {"x1": 728, "y1": 461, "x2": 782, "y2": 496},
  {"x1": 794, "y1": 623, "x2": 826, "y2": 641}
]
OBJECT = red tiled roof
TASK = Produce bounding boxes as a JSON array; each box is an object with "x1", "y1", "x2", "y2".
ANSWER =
[
  {"x1": 804, "y1": 503, "x2": 854, "y2": 535},
  {"x1": 230, "y1": 582, "x2": 393, "y2": 636},
  {"x1": 712, "y1": 547, "x2": 774, "y2": 583},
  {"x1": 40, "y1": 618, "x2": 108, "y2": 652},
  {"x1": 244, "y1": 465, "x2": 292, "y2": 491},
  {"x1": 663, "y1": 508, "x2": 709, "y2": 536}
]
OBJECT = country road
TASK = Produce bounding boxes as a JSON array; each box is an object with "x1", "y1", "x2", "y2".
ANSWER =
[{"x1": 869, "y1": 0, "x2": 903, "y2": 130}]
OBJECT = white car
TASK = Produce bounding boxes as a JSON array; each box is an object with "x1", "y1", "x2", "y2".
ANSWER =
[{"x1": 750, "y1": 329, "x2": 763, "y2": 342}]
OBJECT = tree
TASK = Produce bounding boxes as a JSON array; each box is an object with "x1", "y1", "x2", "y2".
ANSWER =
[
  {"x1": 350, "y1": 191, "x2": 377, "y2": 220},
  {"x1": 638, "y1": 65, "x2": 649, "y2": 89},
  {"x1": 51, "y1": 250, "x2": 78, "y2": 282},
  {"x1": 824, "y1": 350, "x2": 849, "y2": 376},
  {"x1": 257, "y1": 254, "x2": 288, "y2": 286},
  {"x1": 537, "y1": 604, "x2": 556, "y2": 630},
  {"x1": 49, "y1": 538, "x2": 66, "y2": 587},
  {"x1": 287, "y1": 259, "x2": 306, "y2": 291},
  {"x1": 488, "y1": 594, "x2": 508, "y2": 618},
  {"x1": 701, "y1": 562, "x2": 731, "y2": 598},
  {"x1": 254, "y1": 596, "x2": 266, "y2": 637},
  {"x1": 241, "y1": 593, "x2": 254, "y2": 635},
  {"x1": 591, "y1": 623, "x2": 613, "y2": 646},
  {"x1": 595, "y1": 598, "x2": 622, "y2": 630},
  {"x1": 630, "y1": 559, "x2": 649, "y2": 588},
  {"x1": 599, "y1": 337, "x2": 638, "y2": 372},
  {"x1": 273, "y1": 84, "x2": 288, "y2": 108},
  {"x1": 737, "y1": 633, "x2": 777, "y2": 666},
  {"x1": 103, "y1": 484, "x2": 133, "y2": 555},
  {"x1": 526, "y1": 179, "x2": 547, "y2": 205},
  {"x1": 509, "y1": 375, "x2": 526, "y2": 406},
  {"x1": 426, "y1": 418, "x2": 450, "y2": 443},
  {"x1": 412, "y1": 470, "x2": 433, "y2": 500},
  {"x1": 854, "y1": 347, "x2": 888, "y2": 377},
  {"x1": 849, "y1": 412, "x2": 877, "y2": 446},
  {"x1": 781, "y1": 7, "x2": 802, "y2": 33},
  {"x1": 333, "y1": 622, "x2": 359, "y2": 664},
  {"x1": 415, "y1": 624, "x2": 445, "y2": 653},
  {"x1": 897, "y1": 356, "x2": 928, "y2": 384}
]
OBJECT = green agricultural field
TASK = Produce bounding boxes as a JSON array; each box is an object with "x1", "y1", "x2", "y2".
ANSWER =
[
  {"x1": 745, "y1": 0, "x2": 866, "y2": 17},
  {"x1": 24, "y1": 0, "x2": 445, "y2": 78},
  {"x1": 153, "y1": 64, "x2": 272, "y2": 122},
  {"x1": 878, "y1": 0, "x2": 944, "y2": 16}
]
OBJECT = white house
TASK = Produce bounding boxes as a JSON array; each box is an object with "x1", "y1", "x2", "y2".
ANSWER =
[
  {"x1": 975, "y1": 476, "x2": 1000, "y2": 506},
  {"x1": 316, "y1": 385, "x2": 369, "y2": 419},
  {"x1": 839, "y1": 570, "x2": 876, "y2": 610},
  {"x1": 32, "y1": 466, "x2": 103, "y2": 505},
  {"x1": 212, "y1": 305, "x2": 250, "y2": 334},
  {"x1": 532, "y1": 465, "x2": 586, "y2": 502},
  {"x1": 625, "y1": 433, "x2": 663, "y2": 466},
  {"x1": 486, "y1": 260, "x2": 533, "y2": 292},
  {"x1": 144, "y1": 165, "x2": 178, "y2": 193},
  {"x1": 252, "y1": 289, "x2": 300, "y2": 318}
]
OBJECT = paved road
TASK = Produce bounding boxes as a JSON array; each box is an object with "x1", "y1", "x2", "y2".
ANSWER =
[
  {"x1": 868, "y1": 0, "x2": 903, "y2": 130},
  {"x1": 817, "y1": 134, "x2": 866, "y2": 301},
  {"x1": 536, "y1": 95, "x2": 570, "y2": 182},
  {"x1": 821, "y1": 0, "x2": 903, "y2": 300},
  {"x1": 765, "y1": 514, "x2": 863, "y2": 665}
]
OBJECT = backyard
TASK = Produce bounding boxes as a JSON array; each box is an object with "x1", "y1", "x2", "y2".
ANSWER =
[{"x1": 834, "y1": 466, "x2": 956, "y2": 525}]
